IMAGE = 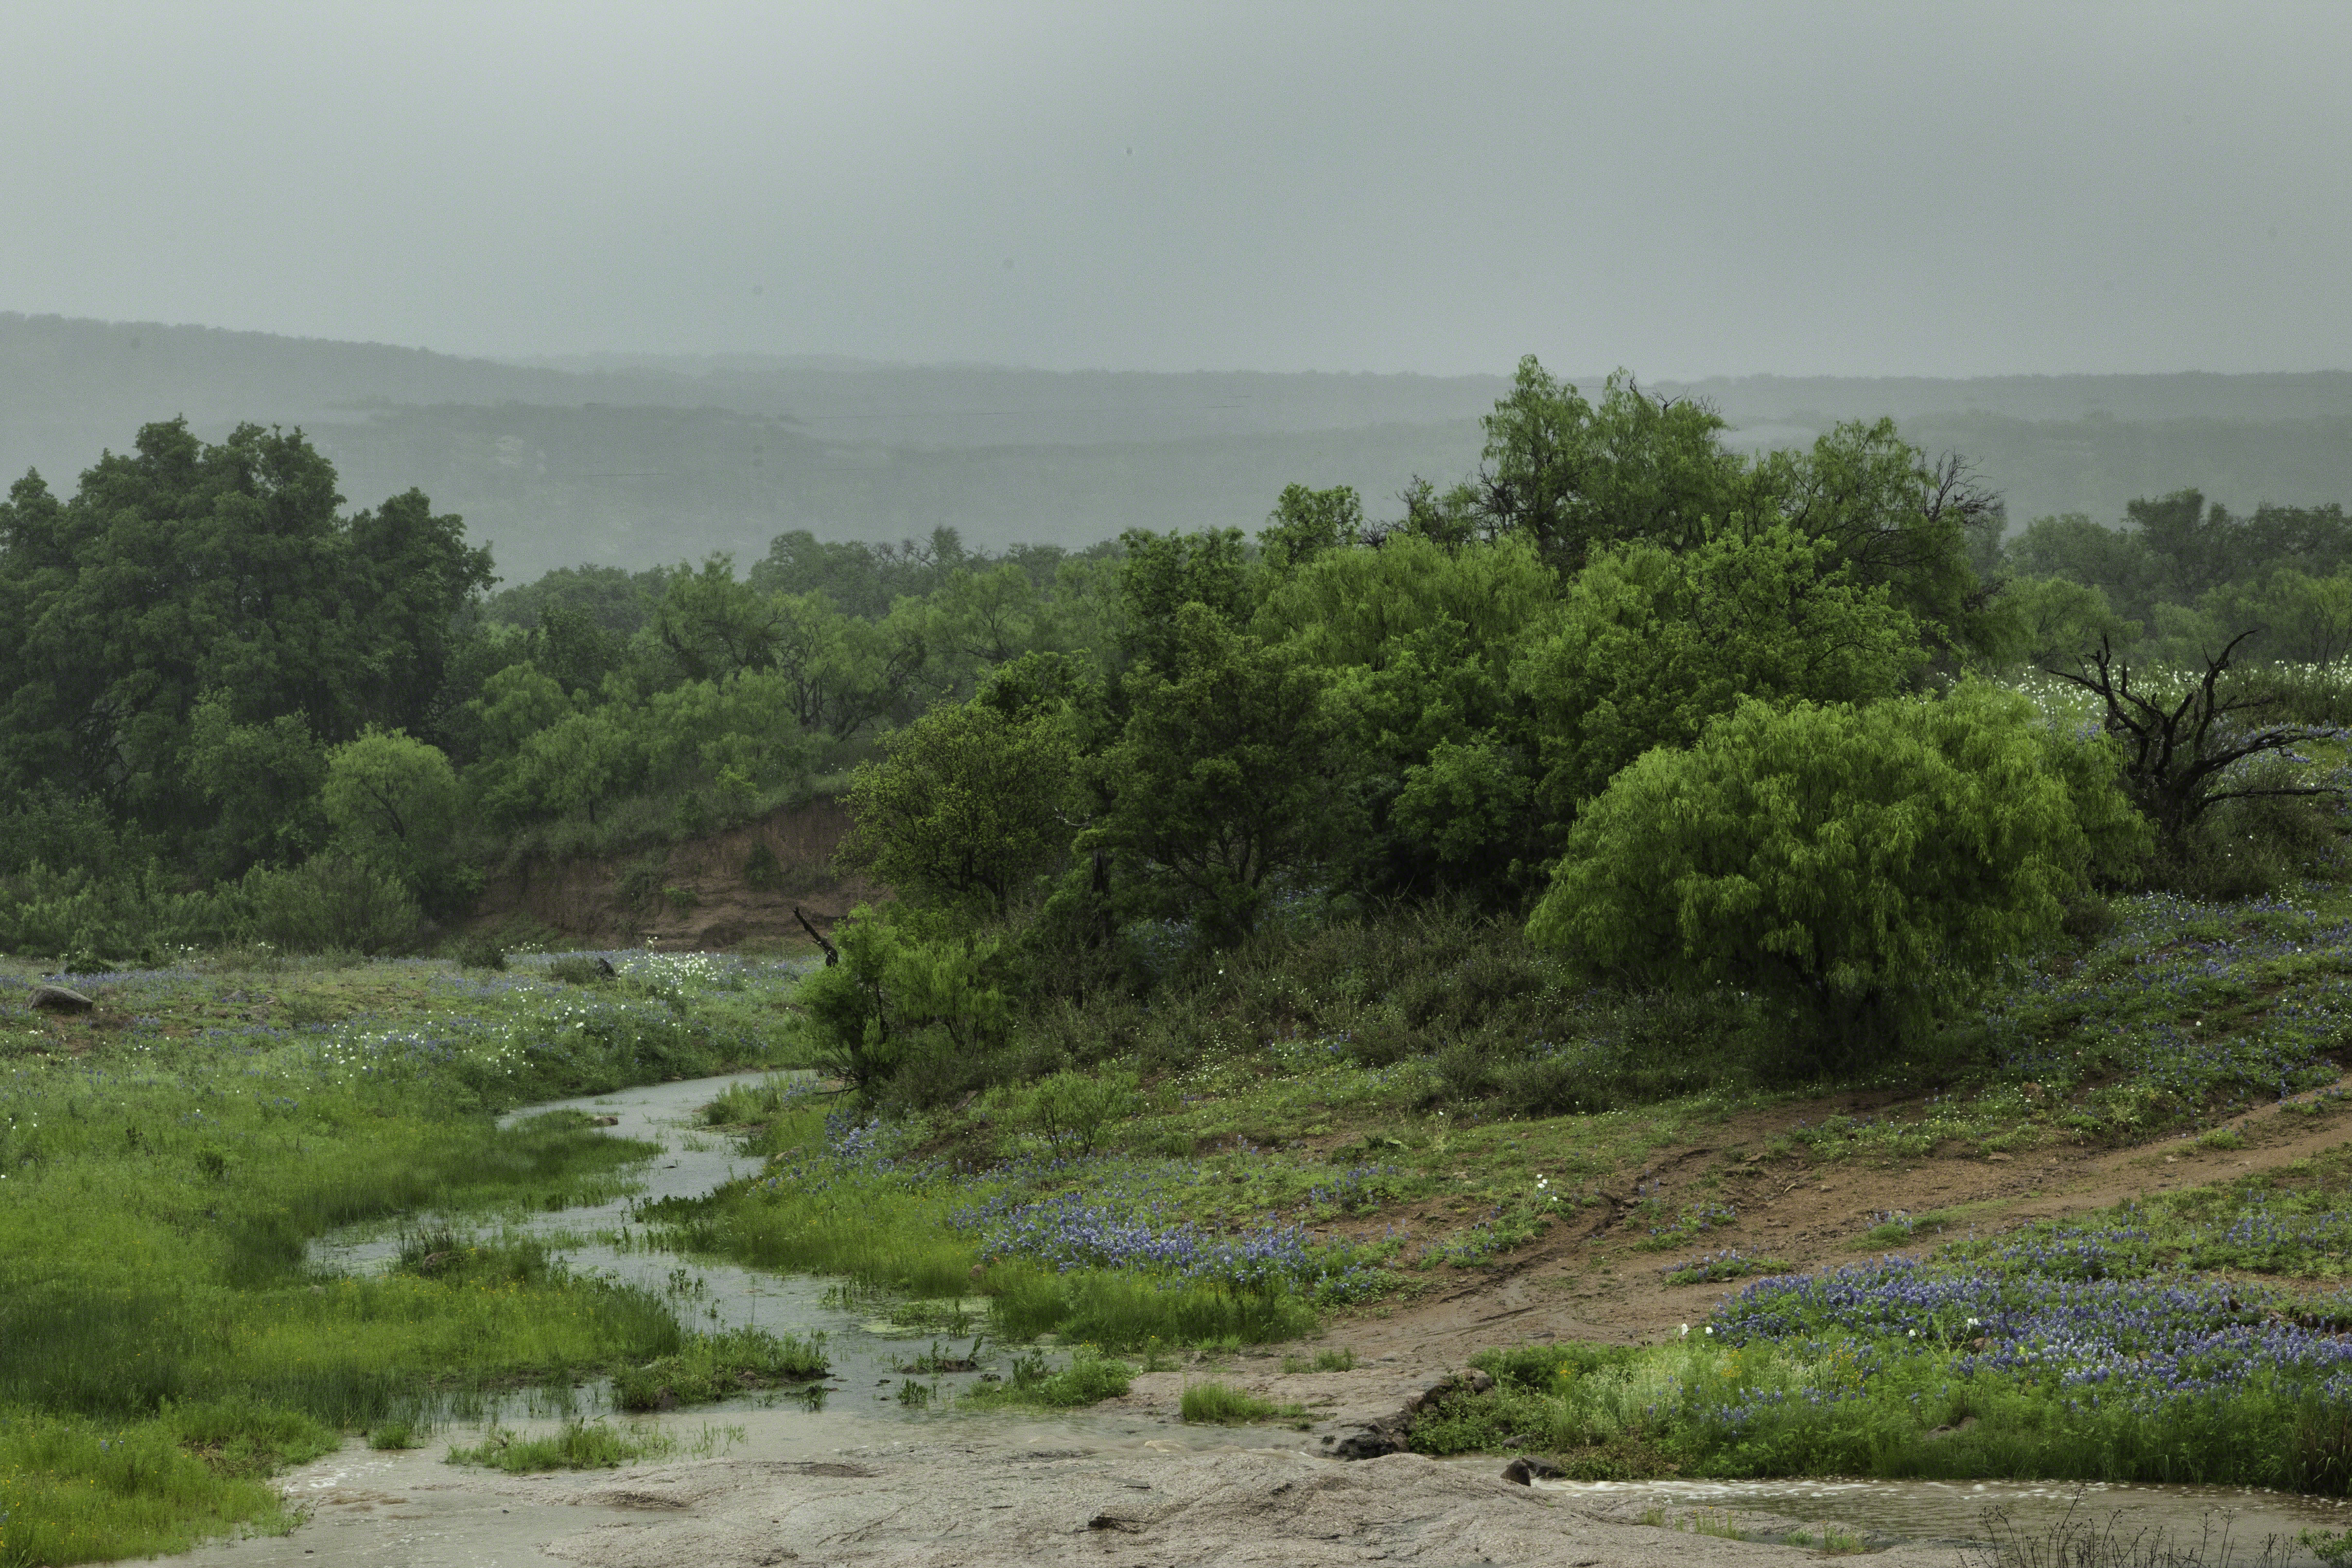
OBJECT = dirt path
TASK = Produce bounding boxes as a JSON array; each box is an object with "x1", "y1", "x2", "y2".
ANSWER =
[{"x1": 1322, "y1": 1087, "x2": 2352, "y2": 1370}]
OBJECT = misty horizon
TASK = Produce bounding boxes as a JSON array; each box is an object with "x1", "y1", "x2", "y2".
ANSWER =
[{"x1": 7, "y1": 3, "x2": 2351, "y2": 379}]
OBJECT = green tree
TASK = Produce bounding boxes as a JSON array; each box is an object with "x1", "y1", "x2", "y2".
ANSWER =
[
  {"x1": 1259, "y1": 483, "x2": 1362, "y2": 572},
  {"x1": 321, "y1": 728, "x2": 462, "y2": 893},
  {"x1": 184, "y1": 691, "x2": 327, "y2": 876},
  {"x1": 0, "y1": 420, "x2": 489, "y2": 847},
  {"x1": 1527, "y1": 686, "x2": 2147, "y2": 1064},
  {"x1": 650, "y1": 555, "x2": 789, "y2": 681},
  {"x1": 507, "y1": 708, "x2": 641, "y2": 825},
  {"x1": 1087, "y1": 604, "x2": 1344, "y2": 944},
  {"x1": 1469, "y1": 358, "x2": 1745, "y2": 567},
  {"x1": 640, "y1": 669, "x2": 816, "y2": 816},
  {"x1": 1114, "y1": 527, "x2": 1251, "y2": 676},
  {"x1": 1754, "y1": 422, "x2": 2008, "y2": 660},
  {"x1": 2207, "y1": 568, "x2": 2352, "y2": 666},
  {"x1": 1263, "y1": 532, "x2": 1559, "y2": 900},
  {"x1": 2006, "y1": 575, "x2": 2140, "y2": 669},
  {"x1": 1517, "y1": 525, "x2": 1926, "y2": 815},
  {"x1": 840, "y1": 696, "x2": 1083, "y2": 914}
]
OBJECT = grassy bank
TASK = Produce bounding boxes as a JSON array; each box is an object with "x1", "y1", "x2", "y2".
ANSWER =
[
  {"x1": 675, "y1": 870, "x2": 2352, "y2": 1315},
  {"x1": 0, "y1": 949, "x2": 808, "y2": 1566},
  {"x1": 1416, "y1": 1147, "x2": 2352, "y2": 1493}
]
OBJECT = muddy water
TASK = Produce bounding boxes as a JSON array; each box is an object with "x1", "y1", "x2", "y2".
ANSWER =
[
  {"x1": 1528, "y1": 1472, "x2": 2352, "y2": 1557},
  {"x1": 302, "y1": 1073, "x2": 2352, "y2": 1562}
]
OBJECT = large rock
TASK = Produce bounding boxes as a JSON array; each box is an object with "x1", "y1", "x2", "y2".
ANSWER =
[{"x1": 28, "y1": 984, "x2": 94, "y2": 1014}]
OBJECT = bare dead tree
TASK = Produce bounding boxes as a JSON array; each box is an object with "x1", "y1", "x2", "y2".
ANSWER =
[{"x1": 2045, "y1": 632, "x2": 2340, "y2": 851}]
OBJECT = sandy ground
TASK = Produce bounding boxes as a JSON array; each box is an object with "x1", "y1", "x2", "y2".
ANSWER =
[{"x1": 178, "y1": 1406, "x2": 1971, "y2": 1568}]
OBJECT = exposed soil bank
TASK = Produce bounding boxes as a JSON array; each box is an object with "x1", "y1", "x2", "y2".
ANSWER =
[{"x1": 469, "y1": 797, "x2": 883, "y2": 950}]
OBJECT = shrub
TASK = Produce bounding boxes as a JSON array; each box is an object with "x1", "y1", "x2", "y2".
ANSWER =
[
  {"x1": 793, "y1": 905, "x2": 1013, "y2": 1096},
  {"x1": 1008, "y1": 1068, "x2": 1142, "y2": 1158},
  {"x1": 1529, "y1": 685, "x2": 2149, "y2": 1067},
  {"x1": 239, "y1": 854, "x2": 423, "y2": 954}
]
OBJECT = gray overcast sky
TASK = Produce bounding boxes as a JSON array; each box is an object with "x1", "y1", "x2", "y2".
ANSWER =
[{"x1": 4, "y1": 2, "x2": 2347, "y2": 378}]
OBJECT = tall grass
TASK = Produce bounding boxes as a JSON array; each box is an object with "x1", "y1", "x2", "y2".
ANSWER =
[{"x1": 0, "y1": 1403, "x2": 333, "y2": 1568}]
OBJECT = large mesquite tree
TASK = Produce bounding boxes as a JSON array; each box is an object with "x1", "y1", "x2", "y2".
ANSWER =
[{"x1": 1528, "y1": 685, "x2": 2147, "y2": 1065}]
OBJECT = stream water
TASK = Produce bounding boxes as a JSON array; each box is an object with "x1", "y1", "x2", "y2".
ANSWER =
[
  {"x1": 305, "y1": 1070, "x2": 2352, "y2": 1560},
  {"x1": 311, "y1": 1070, "x2": 1009, "y2": 1415}
]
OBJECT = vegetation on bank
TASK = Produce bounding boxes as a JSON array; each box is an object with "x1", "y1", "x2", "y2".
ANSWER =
[
  {"x1": 0, "y1": 950, "x2": 808, "y2": 1566},
  {"x1": 1413, "y1": 1138, "x2": 2352, "y2": 1494}
]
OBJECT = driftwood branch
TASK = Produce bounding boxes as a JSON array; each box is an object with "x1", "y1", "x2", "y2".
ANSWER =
[{"x1": 792, "y1": 905, "x2": 839, "y2": 967}]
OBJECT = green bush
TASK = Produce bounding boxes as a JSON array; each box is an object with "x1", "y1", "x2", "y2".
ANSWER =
[
  {"x1": 1005, "y1": 1068, "x2": 1141, "y2": 1157},
  {"x1": 239, "y1": 854, "x2": 423, "y2": 954},
  {"x1": 1529, "y1": 685, "x2": 2149, "y2": 1067},
  {"x1": 546, "y1": 954, "x2": 613, "y2": 985},
  {"x1": 794, "y1": 905, "x2": 1013, "y2": 1097}
]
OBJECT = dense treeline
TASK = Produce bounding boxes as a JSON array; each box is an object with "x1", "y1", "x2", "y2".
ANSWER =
[
  {"x1": 0, "y1": 415, "x2": 1127, "y2": 961},
  {"x1": 2004, "y1": 491, "x2": 2352, "y2": 667},
  {"x1": 797, "y1": 363, "x2": 2159, "y2": 1099},
  {"x1": 5, "y1": 358, "x2": 2346, "y2": 1095}
]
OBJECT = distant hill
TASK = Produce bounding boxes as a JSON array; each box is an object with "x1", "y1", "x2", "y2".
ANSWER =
[{"x1": 7, "y1": 312, "x2": 2351, "y2": 581}]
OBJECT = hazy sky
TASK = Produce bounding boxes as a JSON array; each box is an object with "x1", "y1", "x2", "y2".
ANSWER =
[{"x1": 5, "y1": 2, "x2": 2348, "y2": 378}]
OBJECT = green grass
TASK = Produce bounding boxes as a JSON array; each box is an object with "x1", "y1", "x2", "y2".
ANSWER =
[
  {"x1": 610, "y1": 1327, "x2": 828, "y2": 1410},
  {"x1": 0, "y1": 950, "x2": 806, "y2": 1562},
  {"x1": 958, "y1": 1349, "x2": 1134, "y2": 1410},
  {"x1": 1178, "y1": 1381, "x2": 1304, "y2": 1423},
  {"x1": 1280, "y1": 1347, "x2": 1355, "y2": 1373},
  {"x1": 444, "y1": 1418, "x2": 675, "y2": 1473},
  {"x1": 0, "y1": 1400, "x2": 336, "y2": 1567}
]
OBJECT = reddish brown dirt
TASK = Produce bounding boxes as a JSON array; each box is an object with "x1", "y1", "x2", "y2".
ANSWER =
[
  {"x1": 468, "y1": 797, "x2": 886, "y2": 951},
  {"x1": 1327, "y1": 1087, "x2": 2352, "y2": 1370}
]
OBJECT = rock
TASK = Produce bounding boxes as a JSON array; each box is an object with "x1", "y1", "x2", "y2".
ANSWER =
[
  {"x1": 1502, "y1": 1456, "x2": 1563, "y2": 1485},
  {"x1": 1966, "y1": 1336, "x2": 1990, "y2": 1351},
  {"x1": 1405, "y1": 1369, "x2": 1491, "y2": 1416},
  {"x1": 1332, "y1": 1427, "x2": 1406, "y2": 1460},
  {"x1": 29, "y1": 984, "x2": 93, "y2": 1014},
  {"x1": 1087, "y1": 1513, "x2": 1143, "y2": 1532},
  {"x1": 591, "y1": 1115, "x2": 621, "y2": 1127}
]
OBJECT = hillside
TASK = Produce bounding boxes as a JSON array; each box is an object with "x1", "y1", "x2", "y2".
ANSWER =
[{"x1": 9, "y1": 313, "x2": 2352, "y2": 580}]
